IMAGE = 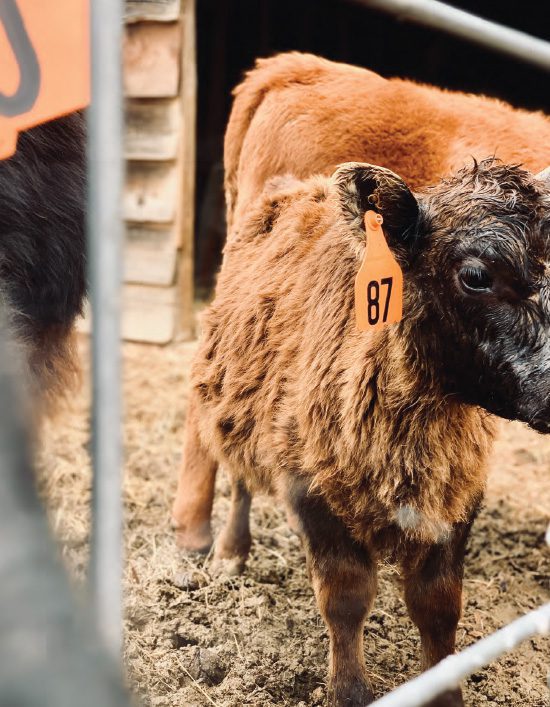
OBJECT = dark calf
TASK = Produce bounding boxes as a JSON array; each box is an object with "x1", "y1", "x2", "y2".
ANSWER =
[{"x1": 0, "y1": 113, "x2": 86, "y2": 403}]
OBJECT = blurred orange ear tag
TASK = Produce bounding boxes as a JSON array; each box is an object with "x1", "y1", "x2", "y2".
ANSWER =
[
  {"x1": 0, "y1": 0, "x2": 90, "y2": 159},
  {"x1": 355, "y1": 211, "x2": 403, "y2": 331}
]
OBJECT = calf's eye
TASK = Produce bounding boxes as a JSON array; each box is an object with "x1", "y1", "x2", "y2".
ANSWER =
[{"x1": 459, "y1": 266, "x2": 493, "y2": 293}]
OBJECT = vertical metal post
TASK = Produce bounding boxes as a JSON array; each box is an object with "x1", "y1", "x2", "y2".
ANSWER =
[{"x1": 87, "y1": 0, "x2": 124, "y2": 657}]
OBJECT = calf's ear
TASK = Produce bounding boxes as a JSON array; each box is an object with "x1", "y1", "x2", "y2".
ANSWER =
[
  {"x1": 332, "y1": 162, "x2": 420, "y2": 247},
  {"x1": 536, "y1": 166, "x2": 550, "y2": 183}
]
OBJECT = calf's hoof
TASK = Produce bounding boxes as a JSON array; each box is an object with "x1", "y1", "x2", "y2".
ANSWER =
[
  {"x1": 211, "y1": 542, "x2": 250, "y2": 576},
  {"x1": 423, "y1": 687, "x2": 464, "y2": 707},
  {"x1": 328, "y1": 677, "x2": 374, "y2": 707},
  {"x1": 210, "y1": 555, "x2": 247, "y2": 577},
  {"x1": 171, "y1": 518, "x2": 213, "y2": 554},
  {"x1": 211, "y1": 529, "x2": 251, "y2": 576}
]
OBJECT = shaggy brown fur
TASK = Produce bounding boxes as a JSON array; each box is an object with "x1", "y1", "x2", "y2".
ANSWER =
[
  {"x1": 224, "y1": 52, "x2": 550, "y2": 230},
  {"x1": 173, "y1": 53, "x2": 550, "y2": 706},
  {"x1": 173, "y1": 158, "x2": 550, "y2": 706}
]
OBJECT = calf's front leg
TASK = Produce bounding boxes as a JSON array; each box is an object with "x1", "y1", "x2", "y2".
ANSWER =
[
  {"x1": 401, "y1": 519, "x2": 474, "y2": 707},
  {"x1": 288, "y1": 478, "x2": 377, "y2": 707}
]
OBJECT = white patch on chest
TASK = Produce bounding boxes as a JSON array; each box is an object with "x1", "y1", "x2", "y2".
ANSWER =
[{"x1": 394, "y1": 505, "x2": 451, "y2": 543}]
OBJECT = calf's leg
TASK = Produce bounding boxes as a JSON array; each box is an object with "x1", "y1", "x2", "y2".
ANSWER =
[
  {"x1": 213, "y1": 477, "x2": 252, "y2": 574},
  {"x1": 288, "y1": 478, "x2": 377, "y2": 707},
  {"x1": 171, "y1": 393, "x2": 217, "y2": 553},
  {"x1": 401, "y1": 520, "x2": 474, "y2": 707}
]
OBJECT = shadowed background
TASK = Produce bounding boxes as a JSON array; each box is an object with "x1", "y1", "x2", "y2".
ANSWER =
[{"x1": 195, "y1": 0, "x2": 550, "y2": 287}]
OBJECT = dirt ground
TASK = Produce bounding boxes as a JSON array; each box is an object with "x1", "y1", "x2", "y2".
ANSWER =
[{"x1": 38, "y1": 336, "x2": 549, "y2": 707}]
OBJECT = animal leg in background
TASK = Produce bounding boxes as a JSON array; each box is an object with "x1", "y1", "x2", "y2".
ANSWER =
[
  {"x1": 172, "y1": 392, "x2": 217, "y2": 553},
  {"x1": 400, "y1": 519, "x2": 474, "y2": 707},
  {"x1": 212, "y1": 477, "x2": 252, "y2": 574},
  {"x1": 288, "y1": 478, "x2": 378, "y2": 707}
]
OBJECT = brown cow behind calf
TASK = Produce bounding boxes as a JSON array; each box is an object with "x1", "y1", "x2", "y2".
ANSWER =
[
  {"x1": 224, "y1": 52, "x2": 550, "y2": 230},
  {"x1": 173, "y1": 157, "x2": 550, "y2": 706}
]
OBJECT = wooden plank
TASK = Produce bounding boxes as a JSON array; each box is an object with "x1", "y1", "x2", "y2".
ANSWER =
[
  {"x1": 77, "y1": 285, "x2": 177, "y2": 344},
  {"x1": 123, "y1": 284, "x2": 176, "y2": 343},
  {"x1": 125, "y1": 223, "x2": 178, "y2": 286},
  {"x1": 126, "y1": 221, "x2": 176, "y2": 250},
  {"x1": 176, "y1": 251, "x2": 194, "y2": 340},
  {"x1": 124, "y1": 161, "x2": 178, "y2": 223},
  {"x1": 125, "y1": 247, "x2": 177, "y2": 286},
  {"x1": 176, "y1": 0, "x2": 197, "y2": 339},
  {"x1": 125, "y1": 0, "x2": 180, "y2": 23},
  {"x1": 125, "y1": 98, "x2": 180, "y2": 160},
  {"x1": 123, "y1": 21, "x2": 181, "y2": 98}
]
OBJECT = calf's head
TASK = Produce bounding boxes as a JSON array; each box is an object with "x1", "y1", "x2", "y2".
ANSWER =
[{"x1": 335, "y1": 159, "x2": 550, "y2": 432}]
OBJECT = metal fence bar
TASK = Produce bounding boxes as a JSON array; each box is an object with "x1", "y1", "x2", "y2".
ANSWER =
[
  {"x1": 370, "y1": 602, "x2": 550, "y2": 707},
  {"x1": 350, "y1": 0, "x2": 550, "y2": 73},
  {"x1": 87, "y1": 0, "x2": 124, "y2": 658},
  {"x1": 0, "y1": 317, "x2": 131, "y2": 707}
]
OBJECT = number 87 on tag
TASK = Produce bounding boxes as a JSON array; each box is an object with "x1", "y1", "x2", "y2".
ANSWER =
[{"x1": 354, "y1": 211, "x2": 404, "y2": 331}]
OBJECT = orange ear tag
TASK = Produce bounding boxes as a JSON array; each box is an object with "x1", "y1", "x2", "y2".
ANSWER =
[{"x1": 354, "y1": 210, "x2": 403, "y2": 331}]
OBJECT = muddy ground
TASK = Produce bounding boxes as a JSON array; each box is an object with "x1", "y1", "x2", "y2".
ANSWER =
[{"x1": 38, "y1": 336, "x2": 549, "y2": 707}]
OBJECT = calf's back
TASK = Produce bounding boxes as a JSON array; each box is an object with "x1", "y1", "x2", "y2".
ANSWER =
[{"x1": 225, "y1": 52, "x2": 550, "y2": 227}]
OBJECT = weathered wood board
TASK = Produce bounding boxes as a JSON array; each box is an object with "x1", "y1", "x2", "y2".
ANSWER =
[
  {"x1": 174, "y1": 0, "x2": 197, "y2": 340},
  {"x1": 125, "y1": 0, "x2": 181, "y2": 23},
  {"x1": 125, "y1": 223, "x2": 178, "y2": 286},
  {"x1": 77, "y1": 284, "x2": 177, "y2": 344},
  {"x1": 125, "y1": 98, "x2": 180, "y2": 160},
  {"x1": 124, "y1": 161, "x2": 179, "y2": 223},
  {"x1": 117, "y1": 0, "x2": 196, "y2": 344},
  {"x1": 123, "y1": 21, "x2": 182, "y2": 97},
  {"x1": 122, "y1": 284, "x2": 177, "y2": 343}
]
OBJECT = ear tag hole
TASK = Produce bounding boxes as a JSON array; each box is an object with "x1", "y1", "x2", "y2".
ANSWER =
[{"x1": 354, "y1": 210, "x2": 404, "y2": 331}]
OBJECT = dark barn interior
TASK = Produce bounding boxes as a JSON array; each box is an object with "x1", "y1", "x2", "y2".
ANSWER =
[{"x1": 195, "y1": 0, "x2": 550, "y2": 287}]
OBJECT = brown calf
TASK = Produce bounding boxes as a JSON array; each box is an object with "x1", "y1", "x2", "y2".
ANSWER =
[
  {"x1": 174, "y1": 51, "x2": 550, "y2": 552},
  {"x1": 173, "y1": 155, "x2": 550, "y2": 705}
]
